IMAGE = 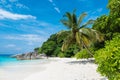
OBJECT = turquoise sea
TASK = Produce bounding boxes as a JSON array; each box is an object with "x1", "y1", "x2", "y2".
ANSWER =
[
  {"x1": 0, "y1": 54, "x2": 17, "y2": 66},
  {"x1": 0, "y1": 54, "x2": 49, "y2": 67}
]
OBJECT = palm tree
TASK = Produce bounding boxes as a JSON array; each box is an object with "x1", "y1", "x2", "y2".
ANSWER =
[{"x1": 60, "y1": 11, "x2": 104, "y2": 56}]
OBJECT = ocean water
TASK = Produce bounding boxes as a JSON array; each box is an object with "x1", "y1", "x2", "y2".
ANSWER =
[
  {"x1": 0, "y1": 54, "x2": 26, "y2": 66},
  {"x1": 0, "y1": 54, "x2": 17, "y2": 66},
  {"x1": 0, "y1": 54, "x2": 49, "y2": 67}
]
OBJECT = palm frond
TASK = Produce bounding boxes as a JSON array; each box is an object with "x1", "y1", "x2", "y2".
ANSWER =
[
  {"x1": 76, "y1": 31, "x2": 92, "y2": 49},
  {"x1": 76, "y1": 31, "x2": 93, "y2": 56},
  {"x1": 81, "y1": 34, "x2": 91, "y2": 47},
  {"x1": 75, "y1": 32, "x2": 82, "y2": 48},
  {"x1": 77, "y1": 12, "x2": 87, "y2": 26},
  {"x1": 60, "y1": 20, "x2": 71, "y2": 29},
  {"x1": 61, "y1": 34, "x2": 74, "y2": 51},
  {"x1": 80, "y1": 20, "x2": 94, "y2": 28},
  {"x1": 91, "y1": 29, "x2": 104, "y2": 42},
  {"x1": 73, "y1": 9, "x2": 76, "y2": 14},
  {"x1": 80, "y1": 28, "x2": 104, "y2": 43},
  {"x1": 61, "y1": 12, "x2": 73, "y2": 29},
  {"x1": 72, "y1": 13, "x2": 77, "y2": 26},
  {"x1": 80, "y1": 28, "x2": 95, "y2": 41},
  {"x1": 65, "y1": 12, "x2": 72, "y2": 22}
]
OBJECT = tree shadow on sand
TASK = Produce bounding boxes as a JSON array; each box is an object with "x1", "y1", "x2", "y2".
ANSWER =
[
  {"x1": 67, "y1": 58, "x2": 95, "y2": 65},
  {"x1": 66, "y1": 58, "x2": 108, "y2": 80}
]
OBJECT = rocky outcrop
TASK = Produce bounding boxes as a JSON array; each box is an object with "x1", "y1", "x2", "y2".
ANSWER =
[{"x1": 11, "y1": 52, "x2": 46, "y2": 60}]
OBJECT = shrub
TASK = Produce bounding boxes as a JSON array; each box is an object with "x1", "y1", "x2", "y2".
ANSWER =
[
  {"x1": 75, "y1": 49, "x2": 91, "y2": 59},
  {"x1": 94, "y1": 34, "x2": 120, "y2": 80},
  {"x1": 57, "y1": 52, "x2": 65, "y2": 58}
]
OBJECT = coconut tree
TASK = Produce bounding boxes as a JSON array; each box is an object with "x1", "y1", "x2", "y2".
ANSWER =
[{"x1": 60, "y1": 11, "x2": 104, "y2": 56}]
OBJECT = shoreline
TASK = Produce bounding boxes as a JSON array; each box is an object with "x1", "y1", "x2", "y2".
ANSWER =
[{"x1": 0, "y1": 58, "x2": 107, "y2": 80}]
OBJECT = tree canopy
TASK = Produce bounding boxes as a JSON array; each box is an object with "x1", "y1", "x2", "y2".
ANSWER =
[
  {"x1": 61, "y1": 11, "x2": 104, "y2": 56},
  {"x1": 92, "y1": 0, "x2": 120, "y2": 40}
]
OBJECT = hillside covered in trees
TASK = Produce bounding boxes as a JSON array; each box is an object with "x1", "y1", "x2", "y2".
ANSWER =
[{"x1": 36, "y1": 30, "x2": 79, "y2": 57}]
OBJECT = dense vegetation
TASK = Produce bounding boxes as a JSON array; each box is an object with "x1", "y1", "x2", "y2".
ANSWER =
[
  {"x1": 94, "y1": 34, "x2": 120, "y2": 80},
  {"x1": 35, "y1": 0, "x2": 120, "y2": 79},
  {"x1": 37, "y1": 12, "x2": 103, "y2": 58},
  {"x1": 92, "y1": 0, "x2": 120, "y2": 40},
  {"x1": 38, "y1": 31, "x2": 78, "y2": 57},
  {"x1": 92, "y1": 0, "x2": 120, "y2": 79}
]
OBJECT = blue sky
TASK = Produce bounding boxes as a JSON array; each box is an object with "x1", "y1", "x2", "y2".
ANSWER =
[{"x1": 0, "y1": 0, "x2": 109, "y2": 54}]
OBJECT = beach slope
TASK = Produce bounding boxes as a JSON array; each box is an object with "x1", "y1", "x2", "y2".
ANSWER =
[{"x1": 24, "y1": 58, "x2": 107, "y2": 80}]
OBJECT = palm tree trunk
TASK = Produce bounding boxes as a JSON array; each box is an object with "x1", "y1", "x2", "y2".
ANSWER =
[
  {"x1": 72, "y1": 28, "x2": 79, "y2": 41},
  {"x1": 82, "y1": 40, "x2": 93, "y2": 57}
]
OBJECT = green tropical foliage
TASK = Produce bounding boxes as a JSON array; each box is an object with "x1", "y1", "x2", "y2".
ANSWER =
[
  {"x1": 92, "y1": 0, "x2": 120, "y2": 40},
  {"x1": 38, "y1": 31, "x2": 79, "y2": 57},
  {"x1": 107, "y1": 0, "x2": 120, "y2": 18},
  {"x1": 92, "y1": 15, "x2": 108, "y2": 34},
  {"x1": 75, "y1": 49, "x2": 90, "y2": 59},
  {"x1": 34, "y1": 47, "x2": 39, "y2": 52},
  {"x1": 75, "y1": 47, "x2": 97, "y2": 59},
  {"x1": 61, "y1": 11, "x2": 104, "y2": 56},
  {"x1": 94, "y1": 34, "x2": 120, "y2": 80},
  {"x1": 92, "y1": 0, "x2": 120, "y2": 79}
]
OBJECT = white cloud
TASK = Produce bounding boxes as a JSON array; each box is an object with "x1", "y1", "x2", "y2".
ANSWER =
[
  {"x1": 38, "y1": 21, "x2": 61, "y2": 30},
  {"x1": 15, "y1": 47, "x2": 21, "y2": 50},
  {"x1": 0, "y1": 9, "x2": 36, "y2": 20},
  {"x1": 16, "y1": 3, "x2": 29, "y2": 9},
  {"x1": 38, "y1": 21, "x2": 59, "y2": 27},
  {"x1": 5, "y1": 44, "x2": 16, "y2": 48},
  {"x1": 54, "y1": 7, "x2": 60, "y2": 13},
  {"x1": 0, "y1": 0, "x2": 29, "y2": 10},
  {"x1": 20, "y1": 34, "x2": 42, "y2": 42},
  {"x1": 6, "y1": 4, "x2": 12, "y2": 9},
  {"x1": 38, "y1": 21, "x2": 51, "y2": 27},
  {"x1": 4, "y1": 44, "x2": 22, "y2": 51},
  {"x1": 5, "y1": 34, "x2": 41, "y2": 41},
  {"x1": 5, "y1": 34, "x2": 46, "y2": 45},
  {"x1": 32, "y1": 21, "x2": 62, "y2": 35},
  {"x1": 48, "y1": 0, "x2": 61, "y2": 14}
]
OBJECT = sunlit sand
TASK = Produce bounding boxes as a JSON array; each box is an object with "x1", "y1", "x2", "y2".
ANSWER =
[{"x1": 0, "y1": 58, "x2": 107, "y2": 80}]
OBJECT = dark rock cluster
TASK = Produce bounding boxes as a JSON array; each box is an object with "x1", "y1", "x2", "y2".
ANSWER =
[{"x1": 11, "y1": 52, "x2": 46, "y2": 60}]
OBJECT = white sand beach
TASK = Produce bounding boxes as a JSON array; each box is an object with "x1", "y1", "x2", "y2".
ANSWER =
[{"x1": 0, "y1": 58, "x2": 107, "y2": 80}]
